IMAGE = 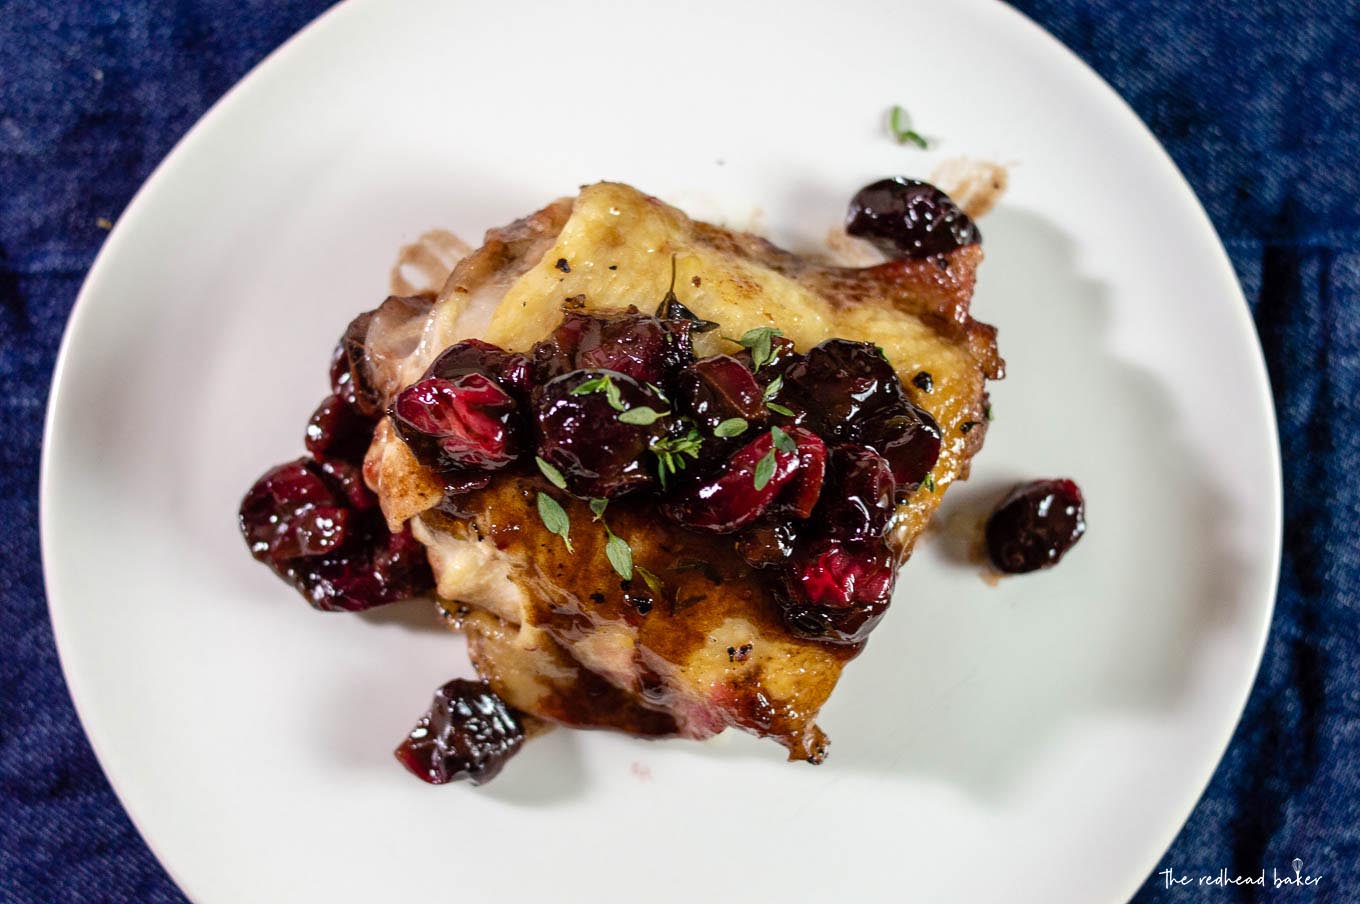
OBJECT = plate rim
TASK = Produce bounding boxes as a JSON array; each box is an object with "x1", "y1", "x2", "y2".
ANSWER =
[{"x1": 38, "y1": 1, "x2": 1284, "y2": 901}]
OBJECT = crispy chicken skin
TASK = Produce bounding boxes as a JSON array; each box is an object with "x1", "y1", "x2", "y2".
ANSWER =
[{"x1": 362, "y1": 182, "x2": 1001, "y2": 761}]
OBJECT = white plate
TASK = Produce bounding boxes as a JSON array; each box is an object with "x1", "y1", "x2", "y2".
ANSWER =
[{"x1": 41, "y1": 1, "x2": 1281, "y2": 902}]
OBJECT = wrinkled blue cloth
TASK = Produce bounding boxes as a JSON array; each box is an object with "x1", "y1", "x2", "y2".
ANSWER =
[{"x1": 0, "y1": 1, "x2": 1356, "y2": 901}]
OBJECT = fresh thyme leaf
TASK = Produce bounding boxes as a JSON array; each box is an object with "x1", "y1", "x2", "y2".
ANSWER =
[
  {"x1": 770, "y1": 425, "x2": 796, "y2": 454},
  {"x1": 889, "y1": 105, "x2": 929, "y2": 149},
  {"x1": 766, "y1": 402, "x2": 796, "y2": 417},
  {"x1": 753, "y1": 449, "x2": 777, "y2": 491},
  {"x1": 618, "y1": 406, "x2": 670, "y2": 426},
  {"x1": 650, "y1": 426, "x2": 704, "y2": 486},
  {"x1": 536, "y1": 492, "x2": 572, "y2": 552},
  {"x1": 874, "y1": 344, "x2": 888, "y2": 360},
  {"x1": 636, "y1": 565, "x2": 665, "y2": 597},
  {"x1": 535, "y1": 456, "x2": 567, "y2": 490},
  {"x1": 646, "y1": 382, "x2": 670, "y2": 403},
  {"x1": 604, "y1": 528, "x2": 633, "y2": 581},
  {"x1": 589, "y1": 497, "x2": 608, "y2": 521},
  {"x1": 571, "y1": 373, "x2": 626, "y2": 411},
  {"x1": 922, "y1": 474, "x2": 936, "y2": 493},
  {"x1": 735, "y1": 326, "x2": 783, "y2": 370},
  {"x1": 604, "y1": 377, "x2": 625, "y2": 411},
  {"x1": 570, "y1": 376, "x2": 608, "y2": 396},
  {"x1": 714, "y1": 417, "x2": 749, "y2": 438},
  {"x1": 763, "y1": 375, "x2": 784, "y2": 401}
]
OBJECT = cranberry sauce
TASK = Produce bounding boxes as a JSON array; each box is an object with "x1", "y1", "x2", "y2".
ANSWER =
[
  {"x1": 846, "y1": 177, "x2": 979, "y2": 259},
  {"x1": 395, "y1": 679, "x2": 525, "y2": 785},
  {"x1": 984, "y1": 479, "x2": 1086, "y2": 573},
  {"x1": 239, "y1": 326, "x2": 433, "y2": 612}
]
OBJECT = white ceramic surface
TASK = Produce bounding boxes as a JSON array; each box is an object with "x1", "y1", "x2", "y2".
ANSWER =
[{"x1": 40, "y1": 1, "x2": 1281, "y2": 902}]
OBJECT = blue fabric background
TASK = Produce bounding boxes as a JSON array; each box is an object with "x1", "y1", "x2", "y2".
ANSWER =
[{"x1": 1, "y1": 1, "x2": 1356, "y2": 901}]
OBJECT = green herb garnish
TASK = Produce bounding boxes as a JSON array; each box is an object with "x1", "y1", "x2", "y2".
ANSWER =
[
  {"x1": 734, "y1": 326, "x2": 783, "y2": 370},
  {"x1": 535, "y1": 456, "x2": 567, "y2": 490},
  {"x1": 888, "y1": 105, "x2": 929, "y2": 149},
  {"x1": 714, "y1": 417, "x2": 749, "y2": 438},
  {"x1": 619, "y1": 406, "x2": 670, "y2": 426},
  {"x1": 536, "y1": 492, "x2": 573, "y2": 552},
  {"x1": 753, "y1": 450, "x2": 777, "y2": 491},
  {"x1": 589, "y1": 497, "x2": 608, "y2": 521},
  {"x1": 770, "y1": 424, "x2": 796, "y2": 454},
  {"x1": 636, "y1": 565, "x2": 666, "y2": 597},
  {"x1": 922, "y1": 474, "x2": 936, "y2": 493},
  {"x1": 763, "y1": 375, "x2": 795, "y2": 416},
  {"x1": 571, "y1": 373, "x2": 626, "y2": 411},
  {"x1": 604, "y1": 526, "x2": 633, "y2": 581},
  {"x1": 650, "y1": 426, "x2": 704, "y2": 488}
]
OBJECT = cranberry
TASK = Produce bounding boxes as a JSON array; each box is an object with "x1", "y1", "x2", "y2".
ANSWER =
[
  {"x1": 534, "y1": 369, "x2": 671, "y2": 498},
  {"x1": 239, "y1": 457, "x2": 433, "y2": 612},
  {"x1": 240, "y1": 459, "x2": 348, "y2": 561},
  {"x1": 846, "y1": 177, "x2": 980, "y2": 259},
  {"x1": 329, "y1": 338, "x2": 361, "y2": 410},
  {"x1": 733, "y1": 335, "x2": 803, "y2": 383},
  {"x1": 532, "y1": 309, "x2": 694, "y2": 385},
  {"x1": 675, "y1": 354, "x2": 768, "y2": 435},
  {"x1": 391, "y1": 374, "x2": 523, "y2": 473},
  {"x1": 662, "y1": 426, "x2": 826, "y2": 533},
  {"x1": 778, "y1": 537, "x2": 895, "y2": 644},
  {"x1": 424, "y1": 339, "x2": 533, "y2": 400},
  {"x1": 313, "y1": 458, "x2": 377, "y2": 512},
  {"x1": 394, "y1": 679, "x2": 525, "y2": 785},
  {"x1": 851, "y1": 402, "x2": 942, "y2": 494},
  {"x1": 820, "y1": 445, "x2": 897, "y2": 541},
  {"x1": 985, "y1": 479, "x2": 1087, "y2": 573},
  {"x1": 305, "y1": 393, "x2": 375, "y2": 463},
  {"x1": 337, "y1": 310, "x2": 379, "y2": 415},
  {"x1": 289, "y1": 523, "x2": 432, "y2": 612},
  {"x1": 784, "y1": 339, "x2": 906, "y2": 439}
]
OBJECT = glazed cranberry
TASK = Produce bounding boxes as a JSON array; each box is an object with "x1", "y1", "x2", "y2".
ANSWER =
[
  {"x1": 329, "y1": 339, "x2": 360, "y2": 410},
  {"x1": 735, "y1": 522, "x2": 798, "y2": 569},
  {"x1": 846, "y1": 177, "x2": 980, "y2": 259},
  {"x1": 820, "y1": 445, "x2": 897, "y2": 541},
  {"x1": 733, "y1": 335, "x2": 803, "y2": 383},
  {"x1": 391, "y1": 374, "x2": 523, "y2": 473},
  {"x1": 395, "y1": 679, "x2": 525, "y2": 785},
  {"x1": 239, "y1": 457, "x2": 432, "y2": 612},
  {"x1": 778, "y1": 537, "x2": 895, "y2": 644},
  {"x1": 784, "y1": 339, "x2": 906, "y2": 438},
  {"x1": 985, "y1": 479, "x2": 1087, "y2": 573},
  {"x1": 424, "y1": 339, "x2": 533, "y2": 400},
  {"x1": 290, "y1": 522, "x2": 432, "y2": 612},
  {"x1": 852, "y1": 402, "x2": 942, "y2": 493},
  {"x1": 337, "y1": 310, "x2": 379, "y2": 415},
  {"x1": 240, "y1": 459, "x2": 348, "y2": 561},
  {"x1": 532, "y1": 309, "x2": 694, "y2": 385},
  {"x1": 305, "y1": 393, "x2": 375, "y2": 463},
  {"x1": 675, "y1": 354, "x2": 768, "y2": 434},
  {"x1": 534, "y1": 369, "x2": 671, "y2": 498},
  {"x1": 313, "y1": 457, "x2": 377, "y2": 512},
  {"x1": 662, "y1": 426, "x2": 826, "y2": 533}
]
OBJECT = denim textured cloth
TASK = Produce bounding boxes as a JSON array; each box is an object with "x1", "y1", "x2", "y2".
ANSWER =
[{"x1": 1, "y1": 2, "x2": 1356, "y2": 902}]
